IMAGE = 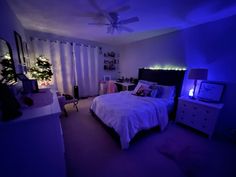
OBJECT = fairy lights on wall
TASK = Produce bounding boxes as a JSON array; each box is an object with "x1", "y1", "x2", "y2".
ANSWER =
[{"x1": 145, "y1": 65, "x2": 186, "y2": 71}]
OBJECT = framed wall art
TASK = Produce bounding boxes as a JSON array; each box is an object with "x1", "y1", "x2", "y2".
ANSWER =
[
  {"x1": 103, "y1": 75, "x2": 111, "y2": 81},
  {"x1": 197, "y1": 81, "x2": 225, "y2": 103}
]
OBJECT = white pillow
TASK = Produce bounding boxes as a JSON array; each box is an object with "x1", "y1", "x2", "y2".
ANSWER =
[
  {"x1": 149, "y1": 84, "x2": 161, "y2": 98},
  {"x1": 157, "y1": 85, "x2": 176, "y2": 100},
  {"x1": 139, "y1": 80, "x2": 157, "y2": 86}
]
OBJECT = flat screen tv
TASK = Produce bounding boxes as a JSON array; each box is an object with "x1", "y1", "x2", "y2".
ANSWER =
[{"x1": 197, "y1": 81, "x2": 225, "y2": 103}]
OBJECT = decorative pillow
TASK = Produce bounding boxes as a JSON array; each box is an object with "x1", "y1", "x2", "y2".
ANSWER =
[
  {"x1": 157, "y1": 85, "x2": 176, "y2": 100},
  {"x1": 133, "y1": 82, "x2": 148, "y2": 94},
  {"x1": 136, "y1": 85, "x2": 152, "y2": 96},
  {"x1": 133, "y1": 80, "x2": 157, "y2": 94},
  {"x1": 133, "y1": 82, "x2": 151, "y2": 96}
]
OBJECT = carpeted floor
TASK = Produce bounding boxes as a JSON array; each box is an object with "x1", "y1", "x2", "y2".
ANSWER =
[{"x1": 60, "y1": 97, "x2": 236, "y2": 177}]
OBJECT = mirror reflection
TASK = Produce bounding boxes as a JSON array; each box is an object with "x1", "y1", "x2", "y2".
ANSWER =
[{"x1": 0, "y1": 38, "x2": 16, "y2": 85}]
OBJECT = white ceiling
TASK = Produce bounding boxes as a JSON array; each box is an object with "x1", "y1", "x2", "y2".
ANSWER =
[{"x1": 6, "y1": 0, "x2": 236, "y2": 45}]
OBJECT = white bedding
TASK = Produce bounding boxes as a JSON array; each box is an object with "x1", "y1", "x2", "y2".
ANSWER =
[{"x1": 90, "y1": 91, "x2": 170, "y2": 149}]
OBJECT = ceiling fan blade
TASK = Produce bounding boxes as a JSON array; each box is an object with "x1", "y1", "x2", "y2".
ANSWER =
[
  {"x1": 119, "y1": 26, "x2": 134, "y2": 32},
  {"x1": 73, "y1": 11, "x2": 102, "y2": 18},
  {"x1": 88, "y1": 22, "x2": 110, "y2": 25},
  {"x1": 119, "y1": 17, "x2": 139, "y2": 24},
  {"x1": 88, "y1": 0, "x2": 113, "y2": 23},
  {"x1": 89, "y1": 0, "x2": 102, "y2": 12}
]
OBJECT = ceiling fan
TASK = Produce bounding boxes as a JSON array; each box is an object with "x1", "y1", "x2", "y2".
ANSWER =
[{"x1": 88, "y1": 0, "x2": 139, "y2": 34}]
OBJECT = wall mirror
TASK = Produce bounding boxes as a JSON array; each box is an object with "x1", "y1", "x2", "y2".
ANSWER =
[
  {"x1": 0, "y1": 38, "x2": 17, "y2": 85},
  {"x1": 14, "y1": 31, "x2": 25, "y2": 65}
]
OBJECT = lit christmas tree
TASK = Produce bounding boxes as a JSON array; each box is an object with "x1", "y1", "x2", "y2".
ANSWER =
[
  {"x1": 0, "y1": 53, "x2": 15, "y2": 84},
  {"x1": 29, "y1": 55, "x2": 53, "y2": 85}
]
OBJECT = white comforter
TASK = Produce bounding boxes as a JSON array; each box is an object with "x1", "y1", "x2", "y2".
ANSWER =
[{"x1": 90, "y1": 91, "x2": 169, "y2": 149}]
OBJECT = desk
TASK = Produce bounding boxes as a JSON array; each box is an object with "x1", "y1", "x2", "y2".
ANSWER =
[{"x1": 114, "y1": 81, "x2": 135, "y2": 91}]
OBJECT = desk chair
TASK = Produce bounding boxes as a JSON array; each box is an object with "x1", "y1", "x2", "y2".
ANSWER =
[
  {"x1": 57, "y1": 92, "x2": 78, "y2": 117},
  {"x1": 107, "y1": 80, "x2": 117, "y2": 93}
]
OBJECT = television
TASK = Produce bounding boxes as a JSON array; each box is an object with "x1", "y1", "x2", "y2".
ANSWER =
[{"x1": 197, "y1": 81, "x2": 225, "y2": 103}]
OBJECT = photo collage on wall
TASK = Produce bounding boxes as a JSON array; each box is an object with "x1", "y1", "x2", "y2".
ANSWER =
[{"x1": 104, "y1": 51, "x2": 119, "y2": 70}]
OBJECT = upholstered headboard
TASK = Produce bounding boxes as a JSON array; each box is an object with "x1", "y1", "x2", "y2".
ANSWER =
[{"x1": 138, "y1": 68, "x2": 186, "y2": 119}]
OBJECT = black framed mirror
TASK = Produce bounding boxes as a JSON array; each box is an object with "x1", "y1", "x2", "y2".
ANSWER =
[
  {"x1": 14, "y1": 31, "x2": 25, "y2": 65},
  {"x1": 0, "y1": 37, "x2": 17, "y2": 85}
]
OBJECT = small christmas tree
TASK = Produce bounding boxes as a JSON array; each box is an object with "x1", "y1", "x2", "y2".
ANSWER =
[
  {"x1": 29, "y1": 55, "x2": 53, "y2": 85},
  {"x1": 0, "y1": 53, "x2": 15, "y2": 84}
]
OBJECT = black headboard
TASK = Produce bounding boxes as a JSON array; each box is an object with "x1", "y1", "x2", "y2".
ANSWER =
[{"x1": 138, "y1": 68, "x2": 186, "y2": 119}]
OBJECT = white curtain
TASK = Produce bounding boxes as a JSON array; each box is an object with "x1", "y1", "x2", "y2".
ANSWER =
[{"x1": 29, "y1": 38, "x2": 99, "y2": 97}]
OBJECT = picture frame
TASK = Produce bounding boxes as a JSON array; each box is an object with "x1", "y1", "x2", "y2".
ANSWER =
[
  {"x1": 103, "y1": 75, "x2": 111, "y2": 81},
  {"x1": 14, "y1": 31, "x2": 25, "y2": 64},
  {"x1": 197, "y1": 81, "x2": 225, "y2": 103}
]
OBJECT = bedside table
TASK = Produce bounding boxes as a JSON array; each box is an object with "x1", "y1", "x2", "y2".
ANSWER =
[{"x1": 176, "y1": 96, "x2": 224, "y2": 138}]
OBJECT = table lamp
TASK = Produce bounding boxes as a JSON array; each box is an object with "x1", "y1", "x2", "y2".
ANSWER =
[{"x1": 188, "y1": 68, "x2": 208, "y2": 99}]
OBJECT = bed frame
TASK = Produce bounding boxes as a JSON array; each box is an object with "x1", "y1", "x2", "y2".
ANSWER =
[{"x1": 138, "y1": 68, "x2": 186, "y2": 119}]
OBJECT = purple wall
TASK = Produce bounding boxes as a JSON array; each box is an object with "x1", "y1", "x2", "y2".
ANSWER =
[
  {"x1": 120, "y1": 15, "x2": 236, "y2": 137},
  {"x1": 119, "y1": 31, "x2": 186, "y2": 78},
  {"x1": 182, "y1": 15, "x2": 236, "y2": 136},
  {"x1": 0, "y1": 0, "x2": 26, "y2": 73}
]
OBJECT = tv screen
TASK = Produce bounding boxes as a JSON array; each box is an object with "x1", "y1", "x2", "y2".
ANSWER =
[{"x1": 197, "y1": 81, "x2": 225, "y2": 103}]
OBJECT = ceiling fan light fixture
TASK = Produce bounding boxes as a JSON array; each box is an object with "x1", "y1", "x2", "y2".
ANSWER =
[{"x1": 88, "y1": 0, "x2": 139, "y2": 34}]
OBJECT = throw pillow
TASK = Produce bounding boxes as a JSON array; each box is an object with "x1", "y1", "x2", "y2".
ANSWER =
[
  {"x1": 135, "y1": 85, "x2": 152, "y2": 96},
  {"x1": 132, "y1": 82, "x2": 150, "y2": 95},
  {"x1": 149, "y1": 83, "x2": 161, "y2": 98},
  {"x1": 157, "y1": 85, "x2": 175, "y2": 100}
]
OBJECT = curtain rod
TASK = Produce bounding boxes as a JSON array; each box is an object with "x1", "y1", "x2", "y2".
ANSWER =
[{"x1": 30, "y1": 37, "x2": 100, "y2": 48}]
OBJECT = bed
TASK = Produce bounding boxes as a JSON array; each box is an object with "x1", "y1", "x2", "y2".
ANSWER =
[{"x1": 91, "y1": 69, "x2": 185, "y2": 149}]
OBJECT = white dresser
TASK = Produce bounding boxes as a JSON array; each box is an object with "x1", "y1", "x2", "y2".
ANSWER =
[
  {"x1": 0, "y1": 88, "x2": 66, "y2": 177},
  {"x1": 176, "y1": 96, "x2": 224, "y2": 138}
]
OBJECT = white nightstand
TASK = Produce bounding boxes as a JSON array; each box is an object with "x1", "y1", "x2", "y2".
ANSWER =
[{"x1": 176, "y1": 96, "x2": 224, "y2": 138}]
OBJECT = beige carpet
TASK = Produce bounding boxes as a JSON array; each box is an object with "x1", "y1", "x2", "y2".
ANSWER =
[{"x1": 60, "y1": 97, "x2": 236, "y2": 177}]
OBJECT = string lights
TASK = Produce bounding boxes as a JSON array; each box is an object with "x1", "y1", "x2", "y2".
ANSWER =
[{"x1": 145, "y1": 65, "x2": 186, "y2": 71}]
